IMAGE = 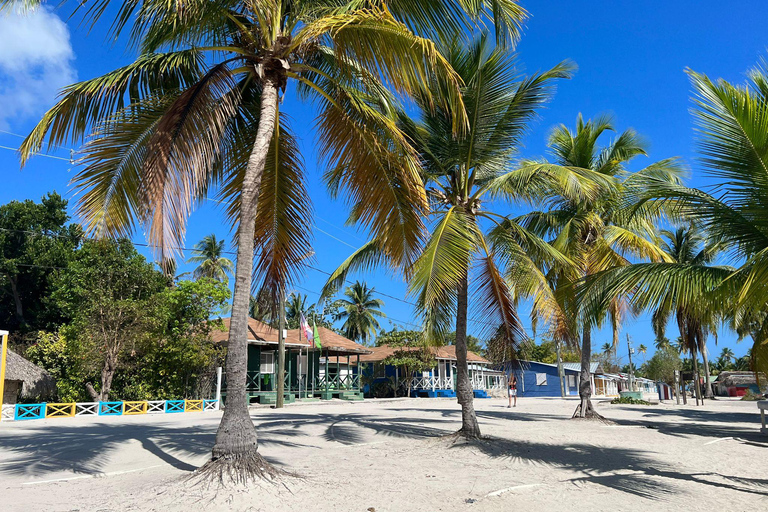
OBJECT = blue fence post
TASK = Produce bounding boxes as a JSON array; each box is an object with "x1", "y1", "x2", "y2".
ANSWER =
[
  {"x1": 165, "y1": 400, "x2": 185, "y2": 413},
  {"x1": 14, "y1": 403, "x2": 46, "y2": 420},
  {"x1": 98, "y1": 401, "x2": 124, "y2": 416}
]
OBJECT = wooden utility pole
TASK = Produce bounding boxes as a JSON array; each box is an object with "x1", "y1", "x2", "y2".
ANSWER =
[
  {"x1": 555, "y1": 338, "x2": 566, "y2": 398},
  {"x1": 626, "y1": 334, "x2": 635, "y2": 392},
  {"x1": 0, "y1": 330, "x2": 8, "y2": 421},
  {"x1": 276, "y1": 288, "x2": 286, "y2": 408}
]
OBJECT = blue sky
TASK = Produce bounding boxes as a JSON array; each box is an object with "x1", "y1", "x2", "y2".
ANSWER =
[{"x1": 1, "y1": 1, "x2": 766, "y2": 364}]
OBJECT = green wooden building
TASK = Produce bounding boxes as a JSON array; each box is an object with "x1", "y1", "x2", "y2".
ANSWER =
[{"x1": 212, "y1": 317, "x2": 371, "y2": 404}]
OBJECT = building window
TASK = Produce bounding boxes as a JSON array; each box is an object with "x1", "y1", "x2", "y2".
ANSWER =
[
  {"x1": 536, "y1": 373, "x2": 548, "y2": 386},
  {"x1": 567, "y1": 375, "x2": 576, "y2": 388},
  {"x1": 260, "y1": 352, "x2": 274, "y2": 373}
]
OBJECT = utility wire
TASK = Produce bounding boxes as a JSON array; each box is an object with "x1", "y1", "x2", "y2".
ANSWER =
[{"x1": 0, "y1": 145, "x2": 73, "y2": 162}]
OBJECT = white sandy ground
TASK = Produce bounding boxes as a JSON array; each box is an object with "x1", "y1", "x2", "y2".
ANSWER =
[{"x1": 0, "y1": 397, "x2": 766, "y2": 512}]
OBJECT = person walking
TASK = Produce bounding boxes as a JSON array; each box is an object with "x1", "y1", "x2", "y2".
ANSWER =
[{"x1": 507, "y1": 373, "x2": 517, "y2": 408}]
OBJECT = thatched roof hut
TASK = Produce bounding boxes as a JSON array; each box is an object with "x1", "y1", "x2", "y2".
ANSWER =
[
  {"x1": 716, "y1": 371, "x2": 766, "y2": 387},
  {"x1": 3, "y1": 349, "x2": 56, "y2": 403}
]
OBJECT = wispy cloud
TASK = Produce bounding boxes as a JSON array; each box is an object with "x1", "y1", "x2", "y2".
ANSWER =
[{"x1": 0, "y1": 7, "x2": 77, "y2": 130}]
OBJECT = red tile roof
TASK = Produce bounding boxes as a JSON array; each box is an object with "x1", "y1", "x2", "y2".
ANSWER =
[
  {"x1": 209, "y1": 318, "x2": 370, "y2": 355},
  {"x1": 359, "y1": 344, "x2": 488, "y2": 363}
]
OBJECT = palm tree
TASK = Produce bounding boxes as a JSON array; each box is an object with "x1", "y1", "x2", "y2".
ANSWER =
[
  {"x1": 638, "y1": 344, "x2": 648, "y2": 363},
  {"x1": 578, "y1": 225, "x2": 730, "y2": 402},
  {"x1": 14, "y1": 0, "x2": 529, "y2": 479},
  {"x1": 334, "y1": 282, "x2": 385, "y2": 344},
  {"x1": 601, "y1": 342, "x2": 613, "y2": 356},
  {"x1": 622, "y1": 61, "x2": 768, "y2": 377},
  {"x1": 187, "y1": 234, "x2": 234, "y2": 282},
  {"x1": 720, "y1": 347, "x2": 735, "y2": 364},
  {"x1": 322, "y1": 37, "x2": 587, "y2": 437},
  {"x1": 520, "y1": 115, "x2": 681, "y2": 417}
]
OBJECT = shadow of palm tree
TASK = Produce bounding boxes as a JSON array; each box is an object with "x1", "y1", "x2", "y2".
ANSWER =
[{"x1": 454, "y1": 436, "x2": 768, "y2": 500}]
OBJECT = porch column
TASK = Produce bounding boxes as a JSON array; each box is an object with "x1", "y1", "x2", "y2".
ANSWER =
[
  {"x1": 336, "y1": 356, "x2": 340, "y2": 390},
  {"x1": 356, "y1": 354, "x2": 360, "y2": 391},
  {"x1": 325, "y1": 353, "x2": 329, "y2": 392},
  {"x1": 347, "y1": 355, "x2": 350, "y2": 389}
]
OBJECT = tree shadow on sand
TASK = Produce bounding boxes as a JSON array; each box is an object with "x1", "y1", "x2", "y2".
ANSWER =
[
  {"x1": 0, "y1": 417, "x2": 313, "y2": 479},
  {"x1": 447, "y1": 435, "x2": 768, "y2": 501}
]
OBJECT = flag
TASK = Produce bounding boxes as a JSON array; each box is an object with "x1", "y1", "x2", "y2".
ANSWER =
[
  {"x1": 300, "y1": 312, "x2": 312, "y2": 343},
  {"x1": 313, "y1": 320, "x2": 322, "y2": 349}
]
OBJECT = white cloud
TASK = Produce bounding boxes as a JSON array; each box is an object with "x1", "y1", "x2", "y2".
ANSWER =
[{"x1": 0, "y1": 8, "x2": 77, "y2": 130}]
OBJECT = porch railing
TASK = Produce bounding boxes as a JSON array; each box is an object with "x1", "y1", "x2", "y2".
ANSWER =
[
  {"x1": 410, "y1": 376, "x2": 454, "y2": 390},
  {"x1": 317, "y1": 373, "x2": 360, "y2": 391},
  {"x1": 225, "y1": 370, "x2": 361, "y2": 393}
]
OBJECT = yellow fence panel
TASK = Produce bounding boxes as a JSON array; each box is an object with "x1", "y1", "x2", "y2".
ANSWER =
[
  {"x1": 122, "y1": 401, "x2": 148, "y2": 415},
  {"x1": 184, "y1": 400, "x2": 203, "y2": 412},
  {"x1": 45, "y1": 403, "x2": 75, "y2": 418}
]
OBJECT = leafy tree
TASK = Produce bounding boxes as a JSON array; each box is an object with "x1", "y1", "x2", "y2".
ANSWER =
[
  {"x1": 513, "y1": 339, "x2": 579, "y2": 364},
  {"x1": 334, "y1": 281, "x2": 385, "y2": 345},
  {"x1": 187, "y1": 234, "x2": 234, "y2": 283},
  {"x1": 51, "y1": 239, "x2": 167, "y2": 401},
  {"x1": 25, "y1": 330, "x2": 92, "y2": 402},
  {"x1": 523, "y1": 114, "x2": 681, "y2": 417},
  {"x1": 644, "y1": 345, "x2": 682, "y2": 384},
  {"x1": 133, "y1": 278, "x2": 230, "y2": 399},
  {"x1": 0, "y1": 192, "x2": 82, "y2": 331},
  {"x1": 444, "y1": 331, "x2": 483, "y2": 355},
  {"x1": 375, "y1": 327, "x2": 434, "y2": 396}
]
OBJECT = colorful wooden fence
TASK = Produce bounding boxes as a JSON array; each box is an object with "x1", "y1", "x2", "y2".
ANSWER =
[{"x1": 2, "y1": 399, "x2": 219, "y2": 422}]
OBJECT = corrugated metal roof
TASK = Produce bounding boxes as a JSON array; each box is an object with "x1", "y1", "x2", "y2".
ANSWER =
[{"x1": 561, "y1": 362, "x2": 600, "y2": 374}]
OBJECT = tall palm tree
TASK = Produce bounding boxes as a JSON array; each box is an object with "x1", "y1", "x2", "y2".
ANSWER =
[
  {"x1": 617, "y1": 60, "x2": 768, "y2": 377},
  {"x1": 720, "y1": 347, "x2": 735, "y2": 363},
  {"x1": 577, "y1": 225, "x2": 730, "y2": 403},
  {"x1": 187, "y1": 234, "x2": 234, "y2": 282},
  {"x1": 520, "y1": 115, "x2": 682, "y2": 417},
  {"x1": 13, "y1": 0, "x2": 528, "y2": 479},
  {"x1": 334, "y1": 281, "x2": 385, "y2": 344},
  {"x1": 322, "y1": 37, "x2": 590, "y2": 437}
]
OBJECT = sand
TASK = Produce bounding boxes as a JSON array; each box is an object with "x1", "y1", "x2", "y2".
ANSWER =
[{"x1": 0, "y1": 396, "x2": 766, "y2": 511}]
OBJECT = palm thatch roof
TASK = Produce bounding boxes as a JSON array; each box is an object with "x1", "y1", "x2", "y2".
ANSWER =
[
  {"x1": 716, "y1": 371, "x2": 767, "y2": 387},
  {"x1": 4, "y1": 349, "x2": 56, "y2": 399}
]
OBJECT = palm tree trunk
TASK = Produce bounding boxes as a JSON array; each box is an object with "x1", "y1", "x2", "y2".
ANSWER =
[
  {"x1": 455, "y1": 273, "x2": 481, "y2": 438},
  {"x1": 573, "y1": 325, "x2": 601, "y2": 418},
  {"x1": 692, "y1": 348, "x2": 702, "y2": 405},
  {"x1": 201, "y1": 76, "x2": 281, "y2": 481},
  {"x1": 701, "y1": 342, "x2": 714, "y2": 399}
]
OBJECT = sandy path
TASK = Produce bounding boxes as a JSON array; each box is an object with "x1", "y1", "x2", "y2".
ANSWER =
[{"x1": 0, "y1": 397, "x2": 766, "y2": 511}]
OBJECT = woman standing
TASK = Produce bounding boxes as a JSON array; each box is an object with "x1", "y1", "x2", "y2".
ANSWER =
[{"x1": 508, "y1": 374, "x2": 518, "y2": 408}]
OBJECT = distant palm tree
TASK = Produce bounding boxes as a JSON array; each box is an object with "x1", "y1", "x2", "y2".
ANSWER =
[
  {"x1": 285, "y1": 293, "x2": 312, "y2": 329},
  {"x1": 601, "y1": 342, "x2": 613, "y2": 356},
  {"x1": 335, "y1": 282, "x2": 385, "y2": 345},
  {"x1": 654, "y1": 337, "x2": 671, "y2": 351},
  {"x1": 719, "y1": 347, "x2": 735, "y2": 366},
  {"x1": 187, "y1": 235, "x2": 234, "y2": 283}
]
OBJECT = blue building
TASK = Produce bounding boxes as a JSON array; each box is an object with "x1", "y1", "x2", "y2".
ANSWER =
[{"x1": 504, "y1": 361, "x2": 604, "y2": 398}]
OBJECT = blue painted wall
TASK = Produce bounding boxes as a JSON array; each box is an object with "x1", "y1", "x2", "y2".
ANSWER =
[{"x1": 509, "y1": 361, "x2": 580, "y2": 397}]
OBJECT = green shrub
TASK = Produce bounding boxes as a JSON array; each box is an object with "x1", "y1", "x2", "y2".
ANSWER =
[{"x1": 611, "y1": 396, "x2": 651, "y2": 405}]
